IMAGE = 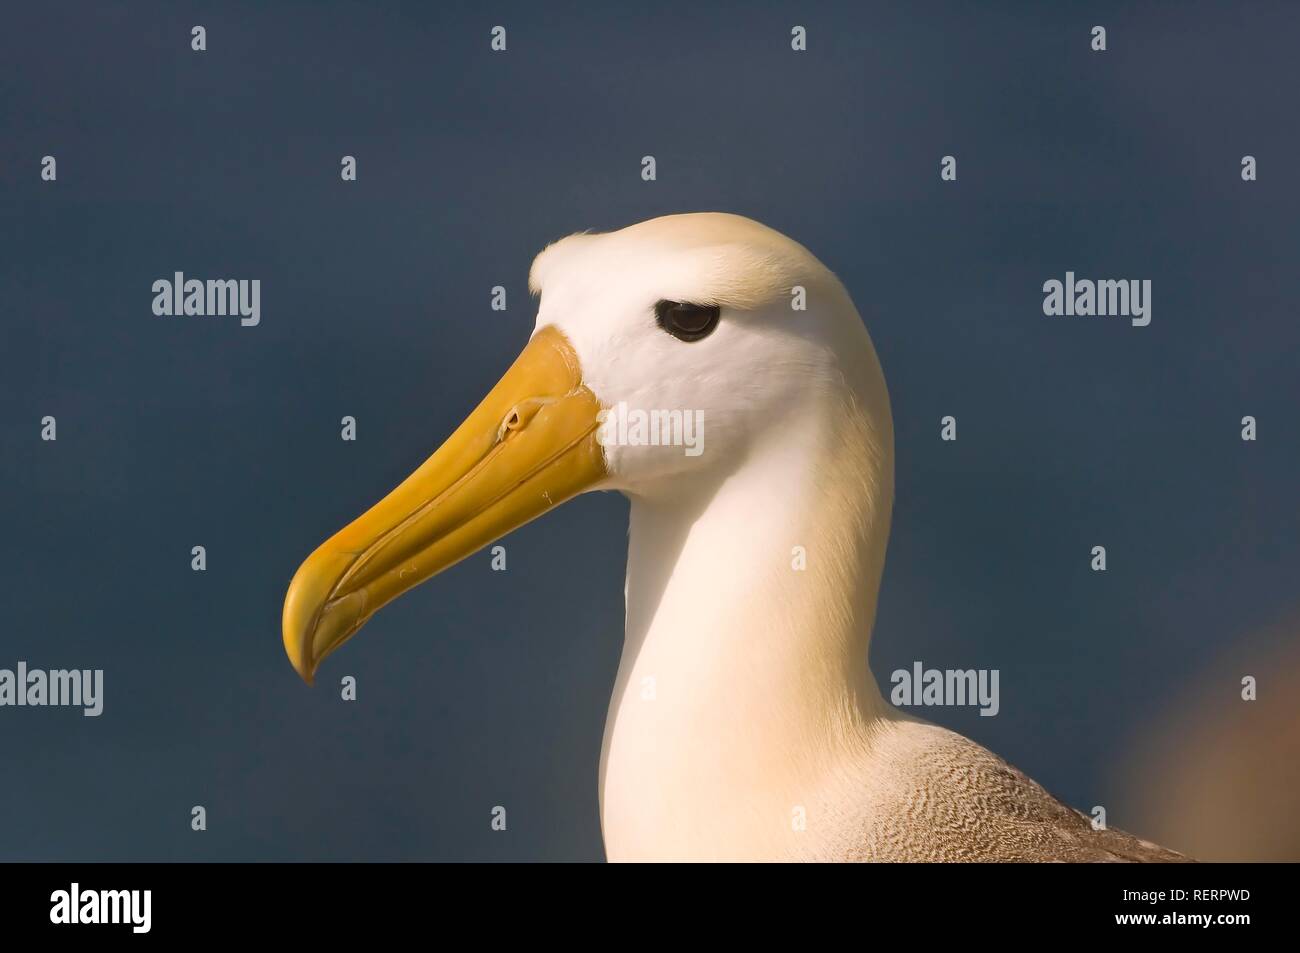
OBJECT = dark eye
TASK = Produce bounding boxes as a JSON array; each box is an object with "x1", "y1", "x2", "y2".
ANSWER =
[{"x1": 655, "y1": 300, "x2": 720, "y2": 342}]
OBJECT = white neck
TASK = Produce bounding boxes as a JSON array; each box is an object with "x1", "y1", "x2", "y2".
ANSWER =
[{"x1": 598, "y1": 365, "x2": 895, "y2": 861}]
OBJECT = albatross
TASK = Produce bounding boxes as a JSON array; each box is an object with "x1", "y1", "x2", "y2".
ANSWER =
[{"x1": 282, "y1": 213, "x2": 1188, "y2": 862}]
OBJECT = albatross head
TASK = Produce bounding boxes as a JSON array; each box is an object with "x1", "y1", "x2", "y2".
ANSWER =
[{"x1": 283, "y1": 212, "x2": 892, "y2": 686}]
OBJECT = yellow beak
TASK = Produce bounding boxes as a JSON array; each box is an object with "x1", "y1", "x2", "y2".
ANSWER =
[{"x1": 282, "y1": 325, "x2": 606, "y2": 684}]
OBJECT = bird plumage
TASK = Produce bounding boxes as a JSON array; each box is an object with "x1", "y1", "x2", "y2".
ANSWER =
[{"x1": 820, "y1": 718, "x2": 1192, "y2": 862}]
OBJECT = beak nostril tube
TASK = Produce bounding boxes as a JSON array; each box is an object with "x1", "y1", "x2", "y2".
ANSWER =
[{"x1": 502, "y1": 398, "x2": 546, "y2": 437}]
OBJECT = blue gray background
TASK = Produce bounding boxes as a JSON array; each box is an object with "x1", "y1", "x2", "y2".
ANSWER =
[{"x1": 2, "y1": 1, "x2": 1297, "y2": 861}]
